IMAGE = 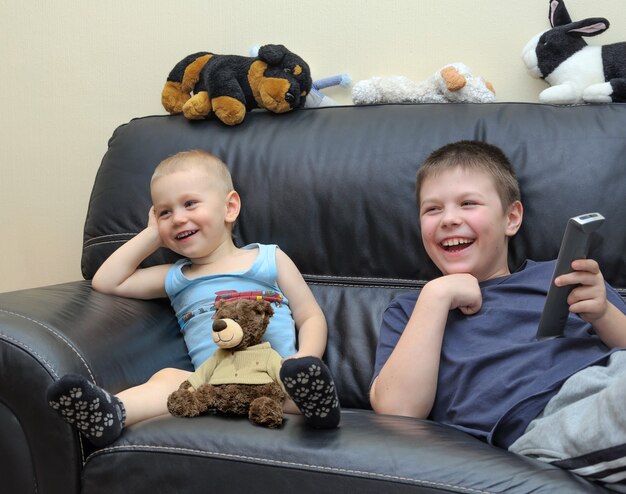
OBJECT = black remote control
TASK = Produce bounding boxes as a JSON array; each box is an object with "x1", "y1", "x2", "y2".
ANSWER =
[{"x1": 536, "y1": 212, "x2": 605, "y2": 340}]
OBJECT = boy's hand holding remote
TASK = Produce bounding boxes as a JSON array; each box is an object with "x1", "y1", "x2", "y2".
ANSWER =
[
  {"x1": 556, "y1": 258, "x2": 609, "y2": 323},
  {"x1": 536, "y1": 212, "x2": 605, "y2": 339},
  {"x1": 557, "y1": 258, "x2": 626, "y2": 347}
]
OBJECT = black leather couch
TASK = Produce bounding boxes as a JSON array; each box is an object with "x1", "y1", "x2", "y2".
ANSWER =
[{"x1": 2, "y1": 103, "x2": 625, "y2": 493}]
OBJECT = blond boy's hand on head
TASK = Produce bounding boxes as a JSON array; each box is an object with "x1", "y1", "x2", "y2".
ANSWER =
[
  {"x1": 147, "y1": 206, "x2": 160, "y2": 231},
  {"x1": 144, "y1": 206, "x2": 165, "y2": 248}
]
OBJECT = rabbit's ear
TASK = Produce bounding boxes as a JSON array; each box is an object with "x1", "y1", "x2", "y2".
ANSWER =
[
  {"x1": 549, "y1": 0, "x2": 572, "y2": 28},
  {"x1": 568, "y1": 18, "x2": 610, "y2": 37}
]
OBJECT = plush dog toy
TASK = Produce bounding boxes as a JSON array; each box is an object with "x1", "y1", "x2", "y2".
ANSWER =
[
  {"x1": 247, "y1": 47, "x2": 350, "y2": 107},
  {"x1": 522, "y1": 0, "x2": 626, "y2": 104},
  {"x1": 167, "y1": 299, "x2": 285, "y2": 428},
  {"x1": 352, "y1": 63, "x2": 495, "y2": 105},
  {"x1": 161, "y1": 44, "x2": 312, "y2": 125}
]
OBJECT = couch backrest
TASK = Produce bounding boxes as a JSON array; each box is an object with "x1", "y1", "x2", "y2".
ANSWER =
[{"x1": 83, "y1": 103, "x2": 626, "y2": 409}]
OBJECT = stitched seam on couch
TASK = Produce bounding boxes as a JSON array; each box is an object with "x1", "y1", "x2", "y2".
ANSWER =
[
  {"x1": 303, "y1": 275, "x2": 425, "y2": 290},
  {"x1": 0, "y1": 330, "x2": 60, "y2": 379},
  {"x1": 306, "y1": 281, "x2": 422, "y2": 290},
  {"x1": 87, "y1": 445, "x2": 494, "y2": 494},
  {"x1": 83, "y1": 234, "x2": 135, "y2": 249},
  {"x1": 0, "y1": 319, "x2": 91, "y2": 465},
  {"x1": 304, "y1": 273, "x2": 424, "y2": 283},
  {"x1": 0, "y1": 309, "x2": 95, "y2": 381}
]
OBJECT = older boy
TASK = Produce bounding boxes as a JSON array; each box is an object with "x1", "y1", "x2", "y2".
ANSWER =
[{"x1": 370, "y1": 141, "x2": 626, "y2": 487}]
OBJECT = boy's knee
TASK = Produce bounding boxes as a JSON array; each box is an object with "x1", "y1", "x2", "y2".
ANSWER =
[{"x1": 149, "y1": 367, "x2": 191, "y2": 384}]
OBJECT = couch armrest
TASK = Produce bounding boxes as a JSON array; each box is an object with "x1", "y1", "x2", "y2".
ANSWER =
[{"x1": 0, "y1": 281, "x2": 191, "y2": 494}]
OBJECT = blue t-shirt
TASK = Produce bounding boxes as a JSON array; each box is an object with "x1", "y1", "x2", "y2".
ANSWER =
[
  {"x1": 165, "y1": 243, "x2": 297, "y2": 368},
  {"x1": 373, "y1": 260, "x2": 626, "y2": 448}
]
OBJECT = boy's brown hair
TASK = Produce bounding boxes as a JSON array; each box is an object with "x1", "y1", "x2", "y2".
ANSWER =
[{"x1": 416, "y1": 140, "x2": 521, "y2": 212}]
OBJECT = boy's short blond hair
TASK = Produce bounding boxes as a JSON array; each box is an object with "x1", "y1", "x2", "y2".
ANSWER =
[
  {"x1": 151, "y1": 149, "x2": 234, "y2": 195},
  {"x1": 416, "y1": 140, "x2": 521, "y2": 212}
]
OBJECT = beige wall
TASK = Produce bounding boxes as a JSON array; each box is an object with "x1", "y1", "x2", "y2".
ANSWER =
[{"x1": 2, "y1": 0, "x2": 624, "y2": 292}]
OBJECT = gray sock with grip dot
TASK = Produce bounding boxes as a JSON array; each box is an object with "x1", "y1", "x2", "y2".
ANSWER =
[
  {"x1": 47, "y1": 373, "x2": 126, "y2": 447},
  {"x1": 280, "y1": 356, "x2": 340, "y2": 429}
]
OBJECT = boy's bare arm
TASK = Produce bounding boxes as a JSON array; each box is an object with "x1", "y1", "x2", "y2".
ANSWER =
[
  {"x1": 91, "y1": 217, "x2": 170, "y2": 300},
  {"x1": 275, "y1": 249, "x2": 327, "y2": 359},
  {"x1": 370, "y1": 274, "x2": 482, "y2": 419},
  {"x1": 556, "y1": 259, "x2": 626, "y2": 347}
]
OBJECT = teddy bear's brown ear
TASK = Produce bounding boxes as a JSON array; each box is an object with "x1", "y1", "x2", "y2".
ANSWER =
[
  {"x1": 251, "y1": 299, "x2": 273, "y2": 318},
  {"x1": 213, "y1": 299, "x2": 225, "y2": 312},
  {"x1": 263, "y1": 300, "x2": 274, "y2": 319},
  {"x1": 257, "y1": 44, "x2": 289, "y2": 65}
]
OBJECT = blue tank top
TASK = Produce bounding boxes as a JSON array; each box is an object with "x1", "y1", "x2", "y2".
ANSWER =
[
  {"x1": 165, "y1": 243, "x2": 297, "y2": 368},
  {"x1": 374, "y1": 260, "x2": 626, "y2": 448}
]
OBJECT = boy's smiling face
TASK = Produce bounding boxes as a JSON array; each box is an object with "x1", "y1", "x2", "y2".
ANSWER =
[
  {"x1": 419, "y1": 166, "x2": 522, "y2": 282},
  {"x1": 151, "y1": 165, "x2": 239, "y2": 261}
]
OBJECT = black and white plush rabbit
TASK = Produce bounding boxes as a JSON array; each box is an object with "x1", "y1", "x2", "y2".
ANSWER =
[{"x1": 522, "y1": 0, "x2": 626, "y2": 104}]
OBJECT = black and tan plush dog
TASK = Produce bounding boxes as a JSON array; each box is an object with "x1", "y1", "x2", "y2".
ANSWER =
[
  {"x1": 167, "y1": 299, "x2": 286, "y2": 428},
  {"x1": 161, "y1": 44, "x2": 312, "y2": 125}
]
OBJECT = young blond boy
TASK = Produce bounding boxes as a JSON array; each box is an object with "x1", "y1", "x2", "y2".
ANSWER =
[
  {"x1": 371, "y1": 141, "x2": 626, "y2": 487},
  {"x1": 48, "y1": 150, "x2": 340, "y2": 445}
]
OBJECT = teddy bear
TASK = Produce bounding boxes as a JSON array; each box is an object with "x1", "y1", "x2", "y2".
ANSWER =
[
  {"x1": 522, "y1": 0, "x2": 626, "y2": 104},
  {"x1": 351, "y1": 63, "x2": 496, "y2": 105},
  {"x1": 167, "y1": 298, "x2": 286, "y2": 428},
  {"x1": 161, "y1": 44, "x2": 312, "y2": 126}
]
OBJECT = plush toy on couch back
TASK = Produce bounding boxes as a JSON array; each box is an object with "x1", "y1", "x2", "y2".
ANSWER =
[
  {"x1": 161, "y1": 44, "x2": 312, "y2": 125},
  {"x1": 351, "y1": 63, "x2": 495, "y2": 105},
  {"x1": 522, "y1": 0, "x2": 626, "y2": 104}
]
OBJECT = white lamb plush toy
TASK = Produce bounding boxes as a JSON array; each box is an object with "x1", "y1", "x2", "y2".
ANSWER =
[{"x1": 352, "y1": 63, "x2": 496, "y2": 105}]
